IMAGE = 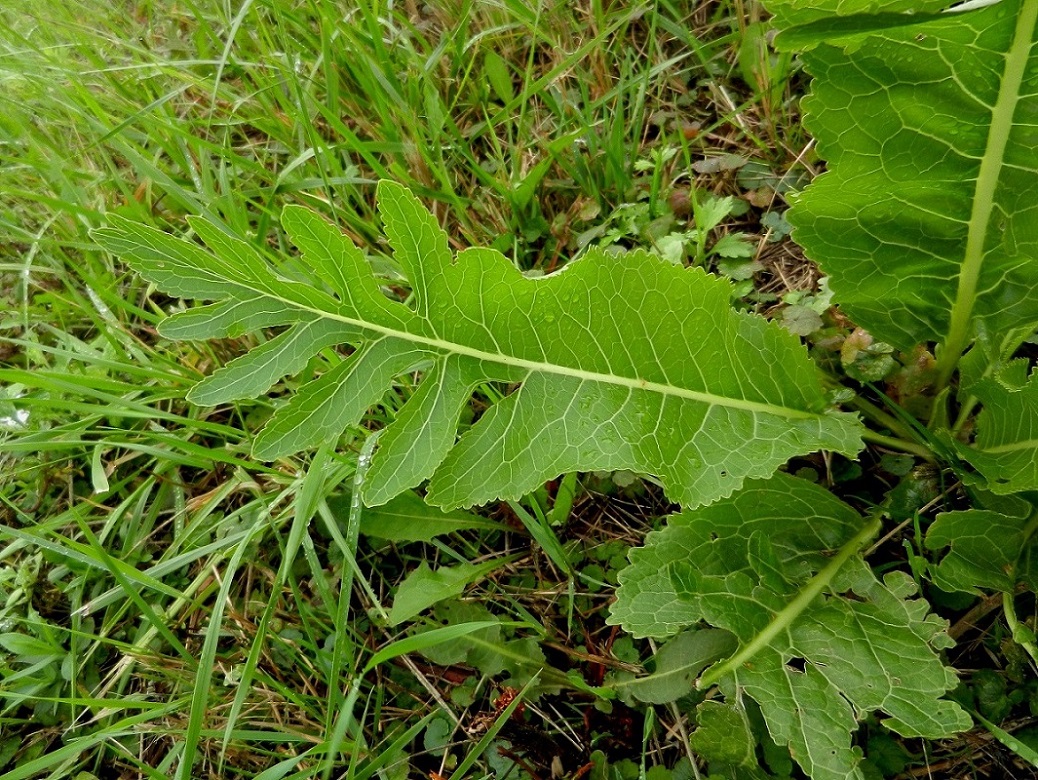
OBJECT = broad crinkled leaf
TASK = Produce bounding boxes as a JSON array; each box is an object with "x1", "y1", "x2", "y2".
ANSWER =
[
  {"x1": 768, "y1": 0, "x2": 965, "y2": 50},
  {"x1": 958, "y1": 362, "x2": 1038, "y2": 493},
  {"x1": 768, "y1": 0, "x2": 1038, "y2": 370},
  {"x1": 610, "y1": 473, "x2": 971, "y2": 780},
  {"x1": 608, "y1": 472, "x2": 863, "y2": 638},
  {"x1": 93, "y1": 182, "x2": 861, "y2": 509}
]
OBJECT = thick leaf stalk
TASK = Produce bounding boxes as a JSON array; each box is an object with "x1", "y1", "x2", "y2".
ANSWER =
[{"x1": 696, "y1": 514, "x2": 882, "y2": 690}]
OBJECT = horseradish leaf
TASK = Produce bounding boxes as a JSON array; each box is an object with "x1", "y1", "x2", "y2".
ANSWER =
[
  {"x1": 927, "y1": 498, "x2": 1038, "y2": 593},
  {"x1": 767, "y1": 0, "x2": 1038, "y2": 380},
  {"x1": 610, "y1": 473, "x2": 971, "y2": 780},
  {"x1": 94, "y1": 182, "x2": 861, "y2": 509}
]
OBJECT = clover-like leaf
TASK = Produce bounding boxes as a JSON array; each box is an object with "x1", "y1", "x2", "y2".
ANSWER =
[
  {"x1": 768, "y1": 0, "x2": 1038, "y2": 380},
  {"x1": 610, "y1": 472, "x2": 971, "y2": 780},
  {"x1": 93, "y1": 182, "x2": 861, "y2": 509}
]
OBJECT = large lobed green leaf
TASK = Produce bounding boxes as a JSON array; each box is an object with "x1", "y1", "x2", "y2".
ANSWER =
[
  {"x1": 93, "y1": 182, "x2": 860, "y2": 509},
  {"x1": 610, "y1": 473, "x2": 971, "y2": 780},
  {"x1": 767, "y1": 0, "x2": 1038, "y2": 376}
]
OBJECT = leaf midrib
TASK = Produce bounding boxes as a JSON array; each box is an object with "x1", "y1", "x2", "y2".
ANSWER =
[
  {"x1": 939, "y1": 0, "x2": 1038, "y2": 384},
  {"x1": 217, "y1": 272, "x2": 827, "y2": 421},
  {"x1": 982, "y1": 438, "x2": 1038, "y2": 455}
]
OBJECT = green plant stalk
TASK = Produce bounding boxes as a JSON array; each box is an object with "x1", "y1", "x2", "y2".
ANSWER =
[
  {"x1": 641, "y1": 706, "x2": 656, "y2": 779},
  {"x1": 71, "y1": 515, "x2": 192, "y2": 662},
  {"x1": 448, "y1": 674, "x2": 541, "y2": 780},
  {"x1": 697, "y1": 515, "x2": 882, "y2": 690},
  {"x1": 648, "y1": 149, "x2": 667, "y2": 219},
  {"x1": 1002, "y1": 509, "x2": 1038, "y2": 665},
  {"x1": 859, "y1": 429, "x2": 933, "y2": 460},
  {"x1": 842, "y1": 389, "x2": 935, "y2": 458},
  {"x1": 859, "y1": 381, "x2": 965, "y2": 464},
  {"x1": 689, "y1": 188, "x2": 709, "y2": 265},
  {"x1": 509, "y1": 498, "x2": 575, "y2": 577},
  {"x1": 0, "y1": 699, "x2": 188, "y2": 780},
  {"x1": 220, "y1": 447, "x2": 350, "y2": 769},
  {"x1": 326, "y1": 430, "x2": 381, "y2": 725},
  {"x1": 177, "y1": 506, "x2": 275, "y2": 780},
  {"x1": 952, "y1": 395, "x2": 981, "y2": 438},
  {"x1": 935, "y1": 0, "x2": 1038, "y2": 389},
  {"x1": 548, "y1": 470, "x2": 579, "y2": 526},
  {"x1": 88, "y1": 554, "x2": 220, "y2": 700},
  {"x1": 454, "y1": 632, "x2": 605, "y2": 694},
  {"x1": 1002, "y1": 590, "x2": 1038, "y2": 666},
  {"x1": 352, "y1": 710, "x2": 437, "y2": 780},
  {"x1": 844, "y1": 393, "x2": 920, "y2": 445}
]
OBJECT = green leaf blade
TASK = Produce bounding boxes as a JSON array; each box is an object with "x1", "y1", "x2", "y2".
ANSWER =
[
  {"x1": 282, "y1": 205, "x2": 412, "y2": 327},
  {"x1": 428, "y1": 373, "x2": 860, "y2": 508},
  {"x1": 354, "y1": 491, "x2": 506, "y2": 543},
  {"x1": 958, "y1": 365, "x2": 1038, "y2": 493},
  {"x1": 186, "y1": 320, "x2": 355, "y2": 407},
  {"x1": 100, "y1": 183, "x2": 863, "y2": 508},
  {"x1": 158, "y1": 298, "x2": 314, "y2": 340},
  {"x1": 387, "y1": 558, "x2": 514, "y2": 627},
  {"x1": 363, "y1": 354, "x2": 505, "y2": 507},
  {"x1": 615, "y1": 629, "x2": 738, "y2": 705},
  {"x1": 252, "y1": 340, "x2": 427, "y2": 460},
  {"x1": 611, "y1": 473, "x2": 971, "y2": 780},
  {"x1": 93, "y1": 217, "x2": 243, "y2": 300},
  {"x1": 769, "y1": 0, "x2": 1038, "y2": 370},
  {"x1": 740, "y1": 653, "x2": 863, "y2": 780},
  {"x1": 926, "y1": 500, "x2": 1038, "y2": 593},
  {"x1": 792, "y1": 567, "x2": 968, "y2": 738}
]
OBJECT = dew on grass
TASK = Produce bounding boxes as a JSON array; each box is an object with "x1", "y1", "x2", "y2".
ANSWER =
[{"x1": 0, "y1": 408, "x2": 29, "y2": 430}]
